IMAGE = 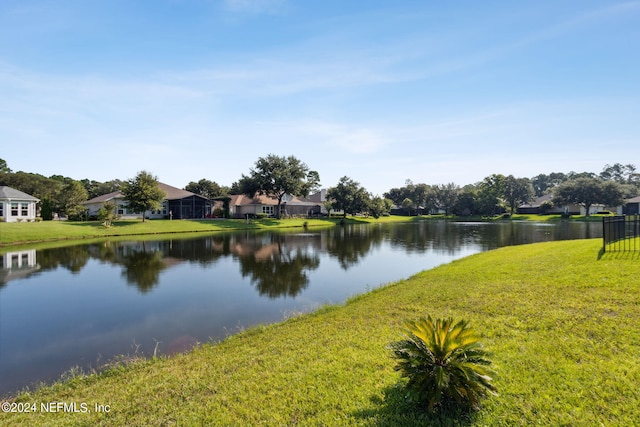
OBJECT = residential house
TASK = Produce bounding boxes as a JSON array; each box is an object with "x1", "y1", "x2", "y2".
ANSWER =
[
  {"x1": 229, "y1": 194, "x2": 322, "y2": 218},
  {"x1": 622, "y1": 196, "x2": 640, "y2": 215},
  {"x1": 308, "y1": 189, "x2": 344, "y2": 216},
  {"x1": 0, "y1": 186, "x2": 40, "y2": 222},
  {"x1": 83, "y1": 182, "x2": 211, "y2": 220},
  {"x1": 517, "y1": 194, "x2": 595, "y2": 215}
]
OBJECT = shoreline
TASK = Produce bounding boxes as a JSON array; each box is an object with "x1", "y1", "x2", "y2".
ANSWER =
[
  {"x1": 0, "y1": 213, "x2": 608, "y2": 249},
  {"x1": 2, "y1": 238, "x2": 638, "y2": 425}
]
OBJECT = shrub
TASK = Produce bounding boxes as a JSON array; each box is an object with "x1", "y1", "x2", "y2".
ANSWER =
[
  {"x1": 389, "y1": 316, "x2": 497, "y2": 412},
  {"x1": 98, "y1": 201, "x2": 117, "y2": 228}
]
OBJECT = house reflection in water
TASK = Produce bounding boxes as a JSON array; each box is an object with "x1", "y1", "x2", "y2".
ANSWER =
[{"x1": 0, "y1": 249, "x2": 40, "y2": 285}]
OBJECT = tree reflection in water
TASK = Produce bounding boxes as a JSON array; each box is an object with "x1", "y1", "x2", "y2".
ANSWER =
[
  {"x1": 325, "y1": 224, "x2": 383, "y2": 270},
  {"x1": 120, "y1": 245, "x2": 168, "y2": 293},
  {"x1": 4, "y1": 221, "x2": 603, "y2": 294},
  {"x1": 237, "y1": 239, "x2": 320, "y2": 298}
]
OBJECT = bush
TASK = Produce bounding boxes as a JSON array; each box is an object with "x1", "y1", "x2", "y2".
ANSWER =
[
  {"x1": 389, "y1": 316, "x2": 497, "y2": 412},
  {"x1": 97, "y1": 201, "x2": 117, "y2": 227}
]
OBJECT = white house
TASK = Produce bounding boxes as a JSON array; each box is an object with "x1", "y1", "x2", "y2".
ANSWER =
[
  {"x1": 0, "y1": 186, "x2": 40, "y2": 222},
  {"x1": 82, "y1": 182, "x2": 211, "y2": 220}
]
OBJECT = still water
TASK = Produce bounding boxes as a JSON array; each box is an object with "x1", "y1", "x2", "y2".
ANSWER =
[{"x1": 0, "y1": 220, "x2": 600, "y2": 395}]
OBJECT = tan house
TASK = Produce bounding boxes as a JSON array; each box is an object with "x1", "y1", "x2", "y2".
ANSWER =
[
  {"x1": 518, "y1": 193, "x2": 621, "y2": 216},
  {"x1": 229, "y1": 194, "x2": 322, "y2": 218},
  {"x1": 0, "y1": 186, "x2": 40, "y2": 222}
]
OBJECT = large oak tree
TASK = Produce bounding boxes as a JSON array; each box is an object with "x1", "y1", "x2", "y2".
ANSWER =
[
  {"x1": 553, "y1": 177, "x2": 624, "y2": 216},
  {"x1": 327, "y1": 176, "x2": 370, "y2": 217},
  {"x1": 239, "y1": 154, "x2": 320, "y2": 218}
]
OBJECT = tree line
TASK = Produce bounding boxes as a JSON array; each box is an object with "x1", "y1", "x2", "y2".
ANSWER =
[{"x1": 1, "y1": 156, "x2": 638, "y2": 220}]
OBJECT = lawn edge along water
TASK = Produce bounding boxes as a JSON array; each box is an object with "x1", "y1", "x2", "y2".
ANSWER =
[
  {"x1": 2, "y1": 239, "x2": 639, "y2": 426},
  {"x1": 0, "y1": 216, "x2": 414, "y2": 248},
  {"x1": 0, "y1": 213, "x2": 608, "y2": 249}
]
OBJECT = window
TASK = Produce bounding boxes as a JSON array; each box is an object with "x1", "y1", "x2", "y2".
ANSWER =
[
  {"x1": 21, "y1": 203, "x2": 28, "y2": 216},
  {"x1": 0, "y1": 202, "x2": 4, "y2": 217},
  {"x1": 262, "y1": 206, "x2": 274, "y2": 216},
  {"x1": 151, "y1": 204, "x2": 167, "y2": 215},
  {"x1": 11, "y1": 203, "x2": 18, "y2": 216}
]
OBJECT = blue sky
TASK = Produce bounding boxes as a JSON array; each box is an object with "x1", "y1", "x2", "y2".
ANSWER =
[{"x1": 1, "y1": 0, "x2": 639, "y2": 195}]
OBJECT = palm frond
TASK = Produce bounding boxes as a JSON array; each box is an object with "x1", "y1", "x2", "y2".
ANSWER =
[{"x1": 389, "y1": 315, "x2": 497, "y2": 411}]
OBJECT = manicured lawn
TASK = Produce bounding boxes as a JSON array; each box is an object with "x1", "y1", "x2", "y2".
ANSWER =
[
  {"x1": 2, "y1": 239, "x2": 638, "y2": 426},
  {"x1": 508, "y1": 213, "x2": 614, "y2": 222},
  {"x1": 0, "y1": 213, "x2": 607, "y2": 248},
  {"x1": 0, "y1": 215, "x2": 411, "y2": 248}
]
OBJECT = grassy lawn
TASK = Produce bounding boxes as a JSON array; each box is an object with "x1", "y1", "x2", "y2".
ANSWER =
[
  {"x1": 2, "y1": 239, "x2": 638, "y2": 426},
  {"x1": 0, "y1": 213, "x2": 607, "y2": 248},
  {"x1": 508, "y1": 213, "x2": 614, "y2": 222},
  {"x1": 0, "y1": 215, "x2": 411, "y2": 248}
]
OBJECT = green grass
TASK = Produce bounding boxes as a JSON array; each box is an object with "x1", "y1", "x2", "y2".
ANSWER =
[
  {"x1": 0, "y1": 215, "x2": 412, "y2": 248},
  {"x1": 0, "y1": 213, "x2": 607, "y2": 248},
  {"x1": 509, "y1": 213, "x2": 615, "y2": 222},
  {"x1": 2, "y1": 239, "x2": 639, "y2": 426}
]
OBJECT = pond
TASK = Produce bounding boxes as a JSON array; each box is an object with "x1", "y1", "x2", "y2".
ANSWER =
[{"x1": 0, "y1": 220, "x2": 601, "y2": 395}]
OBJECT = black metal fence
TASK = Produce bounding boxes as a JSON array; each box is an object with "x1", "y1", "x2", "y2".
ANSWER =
[{"x1": 602, "y1": 215, "x2": 640, "y2": 253}]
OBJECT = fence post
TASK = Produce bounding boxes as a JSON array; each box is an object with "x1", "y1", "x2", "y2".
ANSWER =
[{"x1": 603, "y1": 215, "x2": 640, "y2": 253}]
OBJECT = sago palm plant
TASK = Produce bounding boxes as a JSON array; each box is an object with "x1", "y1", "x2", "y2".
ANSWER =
[{"x1": 389, "y1": 315, "x2": 497, "y2": 411}]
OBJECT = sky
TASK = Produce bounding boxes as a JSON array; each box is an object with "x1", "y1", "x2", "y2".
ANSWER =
[{"x1": 1, "y1": 0, "x2": 639, "y2": 195}]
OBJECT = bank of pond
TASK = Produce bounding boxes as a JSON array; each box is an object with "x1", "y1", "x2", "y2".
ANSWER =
[{"x1": 3, "y1": 221, "x2": 637, "y2": 425}]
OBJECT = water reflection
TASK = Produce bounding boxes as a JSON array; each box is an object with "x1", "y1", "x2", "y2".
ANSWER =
[
  {"x1": 37, "y1": 245, "x2": 90, "y2": 274},
  {"x1": 0, "y1": 250, "x2": 40, "y2": 285},
  {"x1": 325, "y1": 224, "x2": 384, "y2": 269},
  {"x1": 235, "y1": 234, "x2": 320, "y2": 298},
  {"x1": 1, "y1": 221, "x2": 602, "y2": 292},
  {"x1": 120, "y1": 247, "x2": 168, "y2": 293}
]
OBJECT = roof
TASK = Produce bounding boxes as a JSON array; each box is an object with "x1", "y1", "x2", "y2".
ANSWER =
[
  {"x1": 83, "y1": 182, "x2": 206, "y2": 205},
  {"x1": 229, "y1": 193, "x2": 321, "y2": 207},
  {"x1": 229, "y1": 194, "x2": 279, "y2": 206},
  {"x1": 0, "y1": 186, "x2": 40, "y2": 201},
  {"x1": 308, "y1": 189, "x2": 327, "y2": 203},
  {"x1": 519, "y1": 194, "x2": 553, "y2": 208},
  {"x1": 84, "y1": 190, "x2": 121, "y2": 204},
  {"x1": 157, "y1": 182, "x2": 204, "y2": 200},
  {"x1": 626, "y1": 196, "x2": 640, "y2": 204}
]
